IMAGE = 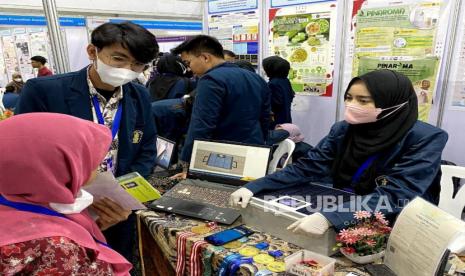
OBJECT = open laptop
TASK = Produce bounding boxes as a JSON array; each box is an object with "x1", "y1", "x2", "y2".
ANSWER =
[
  {"x1": 149, "y1": 139, "x2": 271, "y2": 224},
  {"x1": 156, "y1": 136, "x2": 176, "y2": 170}
]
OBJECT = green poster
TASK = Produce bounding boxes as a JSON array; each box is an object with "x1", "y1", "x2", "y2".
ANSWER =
[
  {"x1": 270, "y1": 5, "x2": 335, "y2": 96},
  {"x1": 358, "y1": 56, "x2": 439, "y2": 122},
  {"x1": 353, "y1": 2, "x2": 441, "y2": 73}
]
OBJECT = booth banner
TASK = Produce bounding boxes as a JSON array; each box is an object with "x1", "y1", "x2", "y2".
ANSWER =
[
  {"x1": 353, "y1": 2, "x2": 441, "y2": 74},
  {"x1": 109, "y1": 19, "x2": 202, "y2": 31},
  {"x1": 269, "y1": 1, "x2": 337, "y2": 96},
  {"x1": 351, "y1": 0, "x2": 443, "y2": 121},
  {"x1": 358, "y1": 56, "x2": 439, "y2": 122},
  {"x1": 0, "y1": 15, "x2": 85, "y2": 27}
]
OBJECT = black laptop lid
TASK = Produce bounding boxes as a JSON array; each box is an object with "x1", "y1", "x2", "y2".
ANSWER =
[{"x1": 187, "y1": 139, "x2": 272, "y2": 186}]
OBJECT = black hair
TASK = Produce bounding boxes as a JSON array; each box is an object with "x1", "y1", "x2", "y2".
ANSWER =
[
  {"x1": 91, "y1": 21, "x2": 159, "y2": 64},
  {"x1": 171, "y1": 35, "x2": 224, "y2": 59},
  {"x1": 30, "y1": 56, "x2": 47, "y2": 65},
  {"x1": 223, "y1": 50, "x2": 236, "y2": 58},
  {"x1": 262, "y1": 56, "x2": 291, "y2": 78},
  {"x1": 5, "y1": 85, "x2": 15, "y2": 93},
  {"x1": 234, "y1": 60, "x2": 255, "y2": 72}
]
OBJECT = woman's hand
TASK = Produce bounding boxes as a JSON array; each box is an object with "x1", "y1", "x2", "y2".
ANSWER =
[
  {"x1": 287, "y1": 213, "x2": 331, "y2": 235},
  {"x1": 91, "y1": 197, "x2": 131, "y2": 231}
]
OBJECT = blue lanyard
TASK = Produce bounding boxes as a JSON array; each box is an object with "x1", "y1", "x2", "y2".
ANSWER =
[
  {"x1": 218, "y1": 253, "x2": 241, "y2": 276},
  {"x1": 91, "y1": 95, "x2": 122, "y2": 140},
  {"x1": 0, "y1": 195, "x2": 109, "y2": 247},
  {"x1": 351, "y1": 154, "x2": 379, "y2": 184},
  {"x1": 229, "y1": 257, "x2": 253, "y2": 275}
]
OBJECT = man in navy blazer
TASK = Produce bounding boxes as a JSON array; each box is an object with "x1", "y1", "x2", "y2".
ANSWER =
[
  {"x1": 172, "y1": 35, "x2": 270, "y2": 175},
  {"x1": 16, "y1": 21, "x2": 158, "y2": 264}
]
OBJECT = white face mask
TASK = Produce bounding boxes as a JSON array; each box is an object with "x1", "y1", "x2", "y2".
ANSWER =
[
  {"x1": 49, "y1": 188, "x2": 94, "y2": 214},
  {"x1": 14, "y1": 78, "x2": 22, "y2": 82},
  {"x1": 95, "y1": 52, "x2": 140, "y2": 87}
]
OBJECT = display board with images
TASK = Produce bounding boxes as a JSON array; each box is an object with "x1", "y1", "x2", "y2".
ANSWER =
[
  {"x1": 208, "y1": 10, "x2": 260, "y2": 66},
  {"x1": 0, "y1": 27, "x2": 55, "y2": 84},
  {"x1": 268, "y1": 1, "x2": 338, "y2": 96},
  {"x1": 349, "y1": 0, "x2": 448, "y2": 122}
]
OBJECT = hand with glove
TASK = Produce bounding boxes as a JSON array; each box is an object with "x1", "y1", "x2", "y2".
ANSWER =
[
  {"x1": 287, "y1": 212, "x2": 331, "y2": 235},
  {"x1": 229, "y1": 187, "x2": 254, "y2": 208}
]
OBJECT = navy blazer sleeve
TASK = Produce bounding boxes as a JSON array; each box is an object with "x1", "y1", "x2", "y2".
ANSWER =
[
  {"x1": 15, "y1": 79, "x2": 48, "y2": 113},
  {"x1": 180, "y1": 77, "x2": 225, "y2": 162},
  {"x1": 128, "y1": 89, "x2": 157, "y2": 178},
  {"x1": 244, "y1": 123, "x2": 344, "y2": 194},
  {"x1": 321, "y1": 127, "x2": 448, "y2": 230},
  {"x1": 260, "y1": 84, "x2": 271, "y2": 141}
]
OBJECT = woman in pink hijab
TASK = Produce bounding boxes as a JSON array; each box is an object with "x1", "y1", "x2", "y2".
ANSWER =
[{"x1": 0, "y1": 113, "x2": 131, "y2": 275}]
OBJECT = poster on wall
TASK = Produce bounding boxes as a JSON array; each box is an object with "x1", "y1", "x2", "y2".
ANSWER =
[
  {"x1": 1, "y1": 35, "x2": 20, "y2": 82},
  {"x1": 0, "y1": 35, "x2": 7, "y2": 87},
  {"x1": 358, "y1": 56, "x2": 439, "y2": 121},
  {"x1": 14, "y1": 33, "x2": 34, "y2": 80},
  {"x1": 29, "y1": 29, "x2": 55, "y2": 76},
  {"x1": 351, "y1": 0, "x2": 444, "y2": 121},
  {"x1": 208, "y1": 10, "x2": 259, "y2": 65},
  {"x1": 269, "y1": 1, "x2": 337, "y2": 96}
]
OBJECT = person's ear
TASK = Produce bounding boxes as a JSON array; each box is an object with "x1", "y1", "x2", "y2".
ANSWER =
[
  {"x1": 87, "y1": 44, "x2": 97, "y2": 61},
  {"x1": 202, "y1": 53, "x2": 211, "y2": 64}
]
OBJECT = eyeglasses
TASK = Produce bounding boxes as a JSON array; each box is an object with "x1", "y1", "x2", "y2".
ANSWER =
[
  {"x1": 105, "y1": 54, "x2": 150, "y2": 72},
  {"x1": 182, "y1": 54, "x2": 204, "y2": 68}
]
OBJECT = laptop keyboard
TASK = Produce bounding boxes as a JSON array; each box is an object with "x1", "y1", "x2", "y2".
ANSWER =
[{"x1": 164, "y1": 183, "x2": 233, "y2": 209}]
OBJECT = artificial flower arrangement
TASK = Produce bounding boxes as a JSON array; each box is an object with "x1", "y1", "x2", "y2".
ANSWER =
[
  {"x1": 0, "y1": 109, "x2": 13, "y2": 121},
  {"x1": 334, "y1": 211, "x2": 391, "y2": 263}
]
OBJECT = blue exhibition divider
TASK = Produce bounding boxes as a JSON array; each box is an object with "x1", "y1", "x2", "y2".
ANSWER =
[
  {"x1": 0, "y1": 15, "x2": 85, "y2": 27},
  {"x1": 109, "y1": 19, "x2": 202, "y2": 30}
]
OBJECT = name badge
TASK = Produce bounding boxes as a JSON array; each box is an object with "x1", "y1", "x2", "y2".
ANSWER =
[{"x1": 132, "y1": 130, "x2": 143, "y2": 143}]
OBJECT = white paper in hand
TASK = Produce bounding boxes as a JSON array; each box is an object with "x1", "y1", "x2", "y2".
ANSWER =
[{"x1": 84, "y1": 171, "x2": 146, "y2": 210}]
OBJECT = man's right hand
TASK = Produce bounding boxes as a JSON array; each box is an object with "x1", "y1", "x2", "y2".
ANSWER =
[
  {"x1": 229, "y1": 187, "x2": 254, "y2": 208},
  {"x1": 170, "y1": 172, "x2": 187, "y2": 180}
]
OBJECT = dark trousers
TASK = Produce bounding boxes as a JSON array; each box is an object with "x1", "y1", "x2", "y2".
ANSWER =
[{"x1": 103, "y1": 213, "x2": 136, "y2": 264}]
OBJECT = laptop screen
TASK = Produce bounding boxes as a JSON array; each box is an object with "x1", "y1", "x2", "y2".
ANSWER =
[
  {"x1": 156, "y1": 136, "x2": 176, "y2": 169},
  {"x1": 189, "y1": 140, "x2": 271, "y2": 181}
]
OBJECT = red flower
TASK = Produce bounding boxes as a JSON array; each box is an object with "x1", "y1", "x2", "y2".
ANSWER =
[
  {"x1": 365, "y1": 239, "x2": 376, "y2": 247},
  {"x1": 345, "y1": 236, "x2": 359, "y2": 245},
  {"x1": 342, "y1": 247, "x2": 356, "y2": 254}
]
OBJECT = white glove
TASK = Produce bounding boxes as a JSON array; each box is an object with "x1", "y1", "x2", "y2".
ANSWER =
[
  {"x1": 287, "y1": 213, "x2": 331, "y2": 235},
  {"x1": 229, "y1": 188, "x2": 254, "y2": 208}
]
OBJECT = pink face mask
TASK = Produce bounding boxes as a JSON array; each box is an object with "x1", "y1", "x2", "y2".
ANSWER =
[{"x1": 344, "y1": 101, "x2": 408, "y2": 124}]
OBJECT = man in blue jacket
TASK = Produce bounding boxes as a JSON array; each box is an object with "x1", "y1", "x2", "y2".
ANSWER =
[
  {"x1": 16, "y1": 21, "x2": 158, "y2": 263},
  {"x1": 171, "y1": 35, "x2": 271, "y2": 173}
]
